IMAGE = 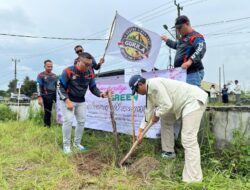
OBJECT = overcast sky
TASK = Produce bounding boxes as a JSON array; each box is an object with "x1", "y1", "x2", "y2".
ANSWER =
[{"x1": 0, "y1": 0, "x2": 250, "y2": 91}]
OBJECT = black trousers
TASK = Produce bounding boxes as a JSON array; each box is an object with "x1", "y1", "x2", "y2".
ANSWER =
[
  {"x1": 222, "y1": 94, "x2": 229, "y2": 103},
  {"x1": 42, "y1": 94, "x2": 56, "y2": 127}
]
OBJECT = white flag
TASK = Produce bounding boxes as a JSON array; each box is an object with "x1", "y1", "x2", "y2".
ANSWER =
[{"x1": 106, "y1": 13, "x2": 161, "y2": 71}]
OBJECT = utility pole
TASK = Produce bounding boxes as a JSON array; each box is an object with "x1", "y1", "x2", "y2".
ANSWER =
[
  {"x1": 222, "y1": 64, "x2": 225, "y2": 85},
  {"x1": 174, "y1": 0, "x2": 183, "y2": 39},
  {"x1": 219, "y1": 67, "x2": 222, "y2": 101},
  {"x1": 11, "y1": 58, "x2": 20, "y2": 93},
  {"x1": 174, "y1": 0, "x2": 183, "y2": 17}
]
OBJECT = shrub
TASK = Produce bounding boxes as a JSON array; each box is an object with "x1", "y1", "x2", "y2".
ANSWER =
[{"x1": 0, "y1": 104, "x2": 16, "y2": 121}]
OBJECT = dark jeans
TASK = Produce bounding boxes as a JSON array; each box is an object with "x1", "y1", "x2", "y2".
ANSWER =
[
  {"x1": 42, "y1": 94, "x2": 56, "y2": 127},
  {"x1": 222, "y1": 94, "x2": 228, "y2": 103},
  {"x1": 186, "y1": 70, "x2": 205, "y2": 87}
]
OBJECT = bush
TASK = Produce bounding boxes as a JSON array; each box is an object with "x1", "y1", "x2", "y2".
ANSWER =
[
  {"x1": 28, "y1": 105, "x2": 44, "y2": 125},
  {"x1": 0, "y1": 104, "x2": 16, "y2": 121},
  {"x1": 219, "y1": 130, "x2": 250, "y2": 177}
]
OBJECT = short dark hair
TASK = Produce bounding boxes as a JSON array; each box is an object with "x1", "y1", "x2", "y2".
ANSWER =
[
  {"x1": 74, "y1": 45, "x2": 83, "y2": 50},
  {"x1": 76, "y1": 52, "x2": 93, "y2": 61},
  {"x1": 44, "y1": 59, "x2": 52, "y2": 65},
  {"x1": 235, "y1": 80, "x2": 238, "y2": 83}
]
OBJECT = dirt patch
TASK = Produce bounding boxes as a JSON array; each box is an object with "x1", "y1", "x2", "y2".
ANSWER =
[
  {"x1": 128, "y1": 156, "x2": 160, "y2": 178},
  {"x1": 73, "y1": 151, "x2": 107, "y2": 176}
]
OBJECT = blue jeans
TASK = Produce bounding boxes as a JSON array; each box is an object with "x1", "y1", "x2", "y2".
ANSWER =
[{"x1": 186, "y1": 70, "x2": 204, "y2": 87}]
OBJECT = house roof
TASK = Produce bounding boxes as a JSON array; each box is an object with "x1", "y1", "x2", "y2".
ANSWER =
[{"x1": 201, "y1": 81, "x2": 219, "y2": 92}]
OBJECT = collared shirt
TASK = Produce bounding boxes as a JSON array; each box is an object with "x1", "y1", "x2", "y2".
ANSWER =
[
  {"x1": 37, "y1": 71, "x2": 57, "y2": 97},
  {"x1": 210, "y1": 88, "x2": 217, "y2": 98},
  {"x1": 166, "y1": 30, "x2": 206, "y2": 74},
  {"x1": 140, "y1": 78, "x2": 208, "y2": 129},
  {"x1": 234, "y1": 84, "x2": 241, "y2": 94},
  {"x1": 58, "y1": 64, "x2": 101, "y2": 102}
]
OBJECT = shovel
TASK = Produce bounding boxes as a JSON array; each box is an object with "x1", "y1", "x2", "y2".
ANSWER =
[{"x1": 119, "y1": 121, "x2": 154, "y2": 167}]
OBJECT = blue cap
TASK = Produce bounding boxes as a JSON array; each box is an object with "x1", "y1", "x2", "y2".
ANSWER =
[{"x1": 129, "y1": 75, "x2": 144, "y2": 95}]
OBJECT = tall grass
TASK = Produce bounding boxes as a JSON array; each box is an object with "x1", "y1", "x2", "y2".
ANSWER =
[{"x1": 0, "y1": 119, "x2": 249, "y2": 189}]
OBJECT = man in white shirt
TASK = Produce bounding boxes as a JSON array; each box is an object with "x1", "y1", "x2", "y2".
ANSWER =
[
  {"x1": 234, "y1": 80, "x2": 241, "y2": 106},
  {"x1": 210, "y1": 84, "x2": 217, "y2": 103},
  {"x1": 129, "y1": 75, "x2": 208, "y2": 183}
]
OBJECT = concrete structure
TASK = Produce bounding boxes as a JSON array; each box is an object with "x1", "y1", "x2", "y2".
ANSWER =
[
  {"x1": 206, "y1": 106, "x2": 250, "y2": 147},
  {"x1": 9, "y1": 100, "x2": 39, "y2": 121},
  {"x1": 8, "y1": 101, "x2": 250, "y2": 147}
]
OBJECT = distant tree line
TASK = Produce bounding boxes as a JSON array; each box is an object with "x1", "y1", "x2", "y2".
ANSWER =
[{"x1": 0, "y1": 76, "x2": 37, "y2": 97}]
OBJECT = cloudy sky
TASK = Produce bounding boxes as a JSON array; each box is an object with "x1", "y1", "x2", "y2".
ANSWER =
[{"x1": 0, "y1": 0, "x2": 250, "y2": 90}]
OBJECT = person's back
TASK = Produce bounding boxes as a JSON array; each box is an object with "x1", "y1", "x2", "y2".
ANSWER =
[
  {"x1": 146, "y1": 77, "x2": 208, "y2": 119},
  {"x1": 129, "y1": 75, "x2": 208, "y2": 183}
]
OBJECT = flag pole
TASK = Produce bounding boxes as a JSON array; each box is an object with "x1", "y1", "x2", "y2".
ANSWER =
[
  {"x1": 97, "y1": 11, "x2": 118, "y2": 77},
  {"x1": 132, "y1": 95, "x2": 135, "y2": 143}
]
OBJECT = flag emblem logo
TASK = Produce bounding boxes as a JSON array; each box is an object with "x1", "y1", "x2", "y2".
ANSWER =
[{"x1": 118, "y1": 27, "x2": 151, "y2": 61}]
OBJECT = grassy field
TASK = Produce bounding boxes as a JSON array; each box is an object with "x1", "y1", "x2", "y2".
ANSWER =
[{"x1": 0, "y1": 121, "x2": 249, "y2": 190}]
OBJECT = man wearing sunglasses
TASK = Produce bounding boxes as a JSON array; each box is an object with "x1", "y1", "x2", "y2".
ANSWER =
[
  {"x1": 58, "y1": 52, "x2": 108, "y2": 154},
  {"x1": 129, "y1": 75, "x2": 208, "y2": 183},
  {"x1": 161, "y1": 15, "x2": 206, "y2": 87},
  {"x1": 74, "y1": 45, "x2": 104, "y2": 70}
]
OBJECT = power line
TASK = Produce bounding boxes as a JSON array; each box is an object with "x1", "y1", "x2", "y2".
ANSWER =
[
  {"x1": 203, "y1": 21, "x2": 250, "y2": 37},
  {"x1": 0, "y1": 33, "x2": 108, "y2": 41},
  {"x1": 0, "y1": 0, "x2": 208, "y2": 60},
  {"x1": 205, "y1": 31, "x2": 250, "y2": 39},
  {"x1": 208, "y1": 40, "x2": 250, "y2": 48},
  {"x1": 136, "y1": 0, "x2": 208, "y2": 24},
  {"x1": 136, "y1": 5, "x2": 174, "y2": 22},
  {"x1": 0, "y1": 2, "x2": 176, "y2": 60},
  {"x1": 194, "y1": 16, "x2": 250, "y2": 28},
  {"x1": 184, "y1": 0, "x2": 208, "y2": 8},
  {"x1": 130, "y1": 0, "x2": 173, "y2": 21}
]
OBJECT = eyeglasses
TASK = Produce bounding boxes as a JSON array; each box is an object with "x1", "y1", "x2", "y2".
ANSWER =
[
  {"x1": 76, "y1": 50, "x2": 83, "y2": 54},
  {"x1": 79, "y1": 59, "x2": 92, "y2": 67}
]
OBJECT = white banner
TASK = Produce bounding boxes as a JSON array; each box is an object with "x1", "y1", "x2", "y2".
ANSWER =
[
  {"x1": 56, "y1": 68, "x2": 186, "y2": 138},
  {"x1": 106, "y1": 13, "x2": 162, "y2": 71},
  {"x1": 124, "y1": 67, "x2": 141, "y2": 83}
]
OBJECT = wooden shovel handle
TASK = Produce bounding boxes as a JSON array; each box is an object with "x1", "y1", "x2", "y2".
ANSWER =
[{"x1": 119, "y1": 121, "x2": 154, "y2": 167}]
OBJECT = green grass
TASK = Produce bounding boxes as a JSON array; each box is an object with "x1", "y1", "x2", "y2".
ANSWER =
[{"x1": 0, "y1": 121, "x2": 249, "y2": 190}]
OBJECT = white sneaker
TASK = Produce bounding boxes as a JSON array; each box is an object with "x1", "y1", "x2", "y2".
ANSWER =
[
  {"x1": 73, "y1": 144, "x2": 87, "y2": 152},
  {"x1": 63, "y1": 146, "x2": 72, "y2": 154}
]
